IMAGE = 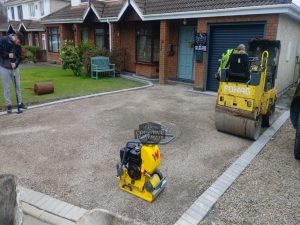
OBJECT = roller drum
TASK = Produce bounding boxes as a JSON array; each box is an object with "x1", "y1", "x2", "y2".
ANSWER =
[{"x1": 215, "y1": 111, "x2": 262, "y2": 140}]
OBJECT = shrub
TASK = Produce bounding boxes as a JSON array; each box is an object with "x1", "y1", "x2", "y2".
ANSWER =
[
  {"x1": 82, "y1": 48, "x2": 126, "y2": 75},
  {"x1": 82, "y1": 48, "x2": 110, "y2": 75},
  {"x1": 26, "y1": 51, "x2": 35, "y2": 62},
  {"x1": 24, "y1": 45, "x2": 41, "y2": 62},
  {"x1": 110, "y1": 48, "x2": 126, "y2": 73},
  {"x1": 60, "y1": 40, "x2": 82, "y2": 76},
  {"x1": 77, "y1": 41, "x2": 94, "y2": 61}
]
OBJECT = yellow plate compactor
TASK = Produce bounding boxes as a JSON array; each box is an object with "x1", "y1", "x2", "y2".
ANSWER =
[
  {"x1": 116, "y1": 124, "x2": 175, "y2": 202},
  {"x1": 215, "y1": 39, "x2": 281, "y2": 140}
]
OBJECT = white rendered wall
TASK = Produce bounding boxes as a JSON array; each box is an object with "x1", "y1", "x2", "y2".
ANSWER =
[{"x1": 276, "y1": 14, "x2": 300, "y2": 93}]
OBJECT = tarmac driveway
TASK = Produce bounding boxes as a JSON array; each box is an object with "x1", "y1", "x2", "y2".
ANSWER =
[{"x1": 0, "y1": 83, "x2": 252, "y2": 225}]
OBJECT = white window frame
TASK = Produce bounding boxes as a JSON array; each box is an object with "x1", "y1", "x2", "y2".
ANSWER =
[
  {"x1": 40, "y1": 0, "x2": 45, "y2": 16},
  {"x1": 29, "y1": 3, "x2": 35, "y2": 17},
  {"x1": 11, "y1": 7, "x2": 15, "y2": 20},
  {"x1": 28, "y1": 33, "x2": 32, "y2": 46},
  {"x1": 42, "y1": 33, "x2": 47, "y2": 50},
  {"x1": 17, "y1": 5, "x2": 23, "y2": 20}
]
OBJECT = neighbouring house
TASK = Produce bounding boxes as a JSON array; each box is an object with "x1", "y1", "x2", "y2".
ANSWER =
[
  {"x1": 0, "y1": 0, "x2": 70, "y2": 49},
  {"x1": 0, "y1": 1, "x2": 6, "y2": 25},
  {"x1": 41, "y1": 0, "x2": 123, "y2": 63}
]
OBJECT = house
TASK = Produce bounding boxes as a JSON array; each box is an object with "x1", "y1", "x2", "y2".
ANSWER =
[
  {"x1": 0, "y1": 0, "x2": 70, "y2": 48},
  {"x1": 40, "y1": 0, "x2": 123, "y2": 63},
  {"x1": 100, "y1": 0, "x2": 300, "y2": 94}
]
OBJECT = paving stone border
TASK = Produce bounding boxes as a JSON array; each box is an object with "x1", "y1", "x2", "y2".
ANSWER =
[
  {"x1": 175, "y1": 110, "x2": 290, "y2": 225},
  {"x1": 19, "y1": 187, "x2": 87, "y2": 222}
]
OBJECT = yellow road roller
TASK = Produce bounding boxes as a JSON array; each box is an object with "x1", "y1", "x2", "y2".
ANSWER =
[{"x1": 215, "y1": 39, "x2": 281, "y2": 140}]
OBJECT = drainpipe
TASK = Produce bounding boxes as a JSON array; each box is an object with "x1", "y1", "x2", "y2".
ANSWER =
[{"x1": 107, "y1": 19, "x2": 112, "y2": 52}]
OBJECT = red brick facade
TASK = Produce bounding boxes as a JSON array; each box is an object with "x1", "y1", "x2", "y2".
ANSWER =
[
  {"x1": 167, "y1": 22, "x2": 180, "y2": 80},
  {"x1": 45, "y1": 22, "x2": 108, "y2": 64},
  {"x1": 159, "y1": 20, "x2": 169, "y2": 84},
  {"x1": 116, "y1": 14, "x2": 279, "y2": 88},
  {"x1": 119, "y1": 22, "x2": 136, "y2": 73},
  {"x1": 136, "y1": 63, "x2": 159, "y2": 78},
  {"x1": 43, "y1": 11, "x2": 280, "y2": 86}
]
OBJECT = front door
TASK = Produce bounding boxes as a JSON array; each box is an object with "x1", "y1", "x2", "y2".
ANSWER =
[{"x1": 178, "y1": 26, "x2": 196, "y2": 81}]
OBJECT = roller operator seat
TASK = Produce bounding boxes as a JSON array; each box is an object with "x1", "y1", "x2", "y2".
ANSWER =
[{"x1": 227, "y1": 53, "x2": 250, "y2": 82}]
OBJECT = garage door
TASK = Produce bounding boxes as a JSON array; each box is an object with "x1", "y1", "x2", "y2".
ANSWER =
[{"x1": 206, "y1": 24, "x2": 265, "y2": 91}]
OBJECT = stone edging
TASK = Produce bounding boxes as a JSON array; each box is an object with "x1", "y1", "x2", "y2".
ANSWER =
[{"x1": 20, "y1": 186, "x2": 86, "y2": 224}]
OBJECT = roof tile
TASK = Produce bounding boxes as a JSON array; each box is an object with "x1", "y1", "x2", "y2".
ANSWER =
[
  {"x1": 42, "y1": 4, "x2": 88, "y2": 23},
  {"x1": 134, "y1": 0, "x2": 292, "y2": 15}
]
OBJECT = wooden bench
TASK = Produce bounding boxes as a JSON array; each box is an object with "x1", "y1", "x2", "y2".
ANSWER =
[{"x1": 91, "y1": 56, "x2": 115, "y2": 79}]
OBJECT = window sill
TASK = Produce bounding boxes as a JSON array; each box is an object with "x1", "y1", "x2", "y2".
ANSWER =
[{"x1": 136, "y1": 61, "x2": 159, "y2": 66}]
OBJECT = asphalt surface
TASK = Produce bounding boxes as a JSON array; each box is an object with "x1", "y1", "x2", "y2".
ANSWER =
[{"x1": 0, "y1": 83, "x2": 281, "y2": 225}]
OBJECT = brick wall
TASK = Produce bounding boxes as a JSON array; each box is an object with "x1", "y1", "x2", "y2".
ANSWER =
[
  {"x1": 38, "y1": 32, "x2": 43, "y2": 49},
  {"x1": 114, "y1": 21, "x2": 163, "y2": 77},
  {"x1": 167, "y1": 22, "x2": 179, "y2": 80},
  {"x1": 136, "y1": 63, "x2": 159, "y2": 78},
  {"x1": 194, "y1": 14, "x2": 280, "y2": 90},
  {"x1": 159, "y1": 20, "x2": 169, "y2": 84},
  {"x1": 74, "y1": 24, "x2": 81, "y2": 46},
  {"x1": 47, "y1": 52, "x2": 61, "y2": 64},
  {"x1": 62, "y1": 24, "x2": 74, "y2": 42},
  {"x1": 111, "y1": 23, "x2": 120, "y2": 50},
  {"x1": 119, "y1": 22, "x2": 136, "y2": 73}
]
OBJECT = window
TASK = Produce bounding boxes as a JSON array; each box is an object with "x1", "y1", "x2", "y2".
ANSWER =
[
  {"x1": 17, "y1": 5, "x2": 23, "y2": 20},
  {"x1": 48, "y1": 28, "x2": 60, "y2": 53},
  {"x1": 81, "y1": 0, "x2": 88, "y2": 2},
  {"x1": 28, "y1": 33, "x2": 32, "y2": 46},
  {"x1": 80, "y1": 28, "x2": 89, "y2": 42},
  {"x1": 29, "y1": 3, "x2": 35, "y2": 17},
  {"x1": 95, "y1": 29, "x2": 105, "y2": 48},
  {"x1": 40, "y1": 0, "x2": 45, "y2": 16},
  {"x1": 11, "y1": 7, "x2": 15, "y2": 20},
  {"x1": 136, "y1": 26, "x2": 160, "y2": 63},
  {"x1": 34, "y1": 33, "x2": 39, "y2": 47},
  {"x1": 42, "y1": 33, "x2": 46, "y2": 50}
]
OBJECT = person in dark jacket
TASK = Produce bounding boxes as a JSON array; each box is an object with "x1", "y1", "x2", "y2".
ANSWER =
[{"x1": 0, "y1": 32, "x2": 27, "y2": 113}]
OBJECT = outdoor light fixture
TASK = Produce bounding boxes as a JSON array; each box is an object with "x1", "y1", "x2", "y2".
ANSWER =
[{"x1": 183, "y1": 19, "x2": 187, "y2": 25}]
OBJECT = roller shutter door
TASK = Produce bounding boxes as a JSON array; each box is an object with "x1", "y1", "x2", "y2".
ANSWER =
[{"x1": 206, "y1": 24, "x2": 265, "y2": 92}]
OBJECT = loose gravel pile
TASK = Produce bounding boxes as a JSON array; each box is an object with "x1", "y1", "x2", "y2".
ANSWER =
[{"x1": 201, "y1": 121, "x2": 300, "y2": 225}]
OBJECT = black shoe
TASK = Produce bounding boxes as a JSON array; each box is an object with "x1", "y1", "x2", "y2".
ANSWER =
[
  {"x1": 6, "y1": 105, "x2": 12, "y2": 114},
  {"x1": 18, "y1": 102, "x2": 27, "y2": 109}
]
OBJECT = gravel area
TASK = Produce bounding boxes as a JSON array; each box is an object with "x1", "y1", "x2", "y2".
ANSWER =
[
  {"x1": 0, "y1": 83, "x2": 253, "y2": 225},
  {"x1": 200, "y1": 120, "x2": 300, "y2": 225}
]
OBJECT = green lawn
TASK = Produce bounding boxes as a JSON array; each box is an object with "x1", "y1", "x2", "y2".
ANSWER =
[{"x1": 0, "y1": 66, "x2": 143, "y2": 109}]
